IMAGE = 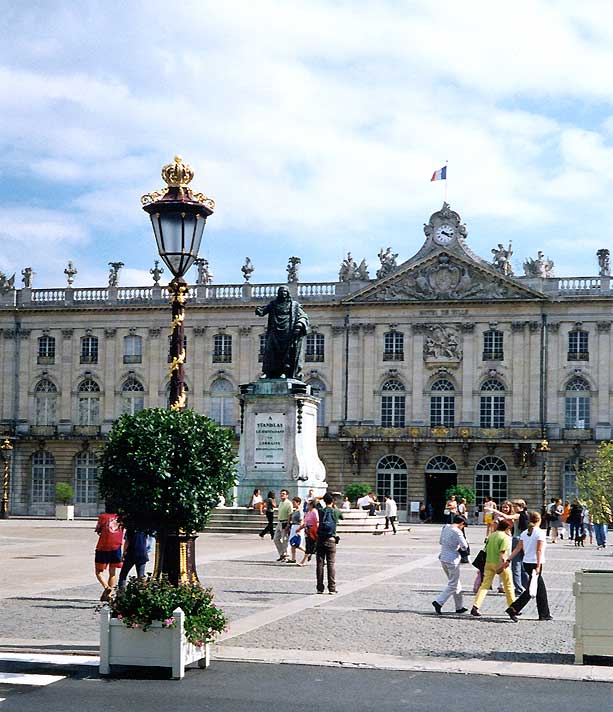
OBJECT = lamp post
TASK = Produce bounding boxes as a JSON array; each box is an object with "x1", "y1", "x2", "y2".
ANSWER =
[
  {"x1": 0, "y1": 439, "x2": 14, "y2": 519},
  {"x1": 538, "y1": 438, "x2": 551, "y2": 514},
  {"x1": 141, "y1": 156, "x2": 215, "y2": 410}
]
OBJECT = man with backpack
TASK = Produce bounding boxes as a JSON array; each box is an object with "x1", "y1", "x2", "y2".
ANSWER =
[{"x1": 316, "y1": 493, "x2": 343, "y2": 594}]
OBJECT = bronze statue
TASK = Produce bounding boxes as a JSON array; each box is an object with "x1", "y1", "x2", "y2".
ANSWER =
[{"x1": 255, "y1": 286, "x2": 309, "y2": 379}]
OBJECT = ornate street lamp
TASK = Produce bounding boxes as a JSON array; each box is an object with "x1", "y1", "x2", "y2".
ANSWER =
[
  {"x1": 0, "y1": 439, "x2": 14, "y2": 519},
  {"x1": 538, "y1": 438, "x2": 551, "y2": 513},
  {"x1": 141, "y1": 156, "x2": 215, "y2": 409}
]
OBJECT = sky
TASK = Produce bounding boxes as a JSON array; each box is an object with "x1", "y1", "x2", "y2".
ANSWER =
[{"x1": 2, "y1": 0, "x2": 613, "y2": 288}]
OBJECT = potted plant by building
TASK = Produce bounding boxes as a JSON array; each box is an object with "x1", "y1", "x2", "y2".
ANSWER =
[
  {"x1": 97, "y1": 407, "x2": 236, "y2": 677},
  {"x1": 55, "y1": 482, "x2": 74, "y2": 520}
]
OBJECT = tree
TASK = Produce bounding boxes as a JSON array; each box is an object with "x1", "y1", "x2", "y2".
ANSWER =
[
  {"x1": 344, "y1": 482, "x2": 371, "y2": 505},
  {"x1": 98, "y1": 408, "x2": 236, "y2": 583},
  {"x1": 444, "y1": 484, "x2": 476, "y2": 504},
  {"x1": 577, "y1": 441, "x2": 613, "y2": 524}
]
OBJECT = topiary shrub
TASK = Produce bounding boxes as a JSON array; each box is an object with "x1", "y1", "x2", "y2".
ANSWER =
[
  {"x1": 55, "y1": 482, "x2": 74, "y2": 505},
  {"x1": 444, "y1": 485, "x2": 476, "y2": 504},
  {"x1": 344, "y1": 482, "x2": 372, "y2": 505},
  {"x1": 98, "y1": 408, "x2": 236, "y2": 533}
]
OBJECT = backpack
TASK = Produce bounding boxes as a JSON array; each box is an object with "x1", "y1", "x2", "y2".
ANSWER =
[{"x1": 318, "y1": 507, "x2": 337, "y2": 540}]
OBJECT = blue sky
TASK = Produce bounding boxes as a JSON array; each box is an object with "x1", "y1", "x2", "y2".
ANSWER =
[{"x1": 2, "y1": 1, "x2": 613, "y2": 288}]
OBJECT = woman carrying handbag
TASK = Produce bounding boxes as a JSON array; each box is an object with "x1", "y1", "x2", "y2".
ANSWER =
[{"x1": 505, "y1": 511, "x2": 553, "y2": 622}]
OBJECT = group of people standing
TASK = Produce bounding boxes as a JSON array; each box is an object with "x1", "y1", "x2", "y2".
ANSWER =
[
  {"x1": 254, "y1": 487, "x2": 341, "y2": 594},
  {"x1": 433, "y1": 498, "x2": 553, "y2": 623},
  {"x1": 545, "y1": 497, "x2": 610, "y2": 548}
]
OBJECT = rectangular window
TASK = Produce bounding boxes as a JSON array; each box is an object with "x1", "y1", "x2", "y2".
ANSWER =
[
  {"x1": 565, "y1": 396, "x2": 590, "y2": 429},
  {"x1": 305, "y1": 333, "x2": 325, "y2": 362},
  {"x1": 430, "y1": 395, "x2": 455, "y2": 427},
  {"x1": 123, "y1": 335, "x2": 142, "y2": 364},
  {"x1": 213, "y1": 334, "x2": 232, "y2": 363},
  {"x1": 80, "y1": 336, "x2": 98, "y2": 364},
  {"x1": 568, "y1": 331, "x2": 589, "y2": 361},
  {"x1": 383, "y1": 332, "x2": 404, "y2": 361},
  {"x1": 37, "y1": 336, "x2": 55, "y2": 364},
  {"x1": 381, "y1": 395, "x2": 405, "y2": 427},
  {"x1": 483, "y1": 330, "x2": 503, "y2": 361},
  {"x1": 480, "y1": 396, "x2": 505, "y2": 428}
]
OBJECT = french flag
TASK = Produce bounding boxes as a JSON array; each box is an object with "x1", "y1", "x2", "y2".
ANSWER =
[{"x1": 431, "y1": 166, "x2": 447, "y2": 181}]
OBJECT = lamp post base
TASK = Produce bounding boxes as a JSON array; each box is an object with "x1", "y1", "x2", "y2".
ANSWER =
[{"x1": 152, "y1": 531, "x2": 200, "y2": 586}]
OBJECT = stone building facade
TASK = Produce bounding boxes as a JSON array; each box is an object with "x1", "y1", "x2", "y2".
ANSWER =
[{"x1": 0, "y1": 204, "x2": 609, "y2": 519}]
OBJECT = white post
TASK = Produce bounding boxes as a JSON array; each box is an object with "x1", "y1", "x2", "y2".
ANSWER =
[
  {"x1": 171, "y1": 607, "x2": 185, "y2": 679},
  {"x1": 99, "y1": 606, "x2": 111, "y2": 675}
]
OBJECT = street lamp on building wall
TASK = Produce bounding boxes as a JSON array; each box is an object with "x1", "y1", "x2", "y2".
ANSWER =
[
  {"x1": 538, "y1": 438, "x2": 551, "y2": 513},
  {"x1": 141, "y1": 156, "x2": 215, "y2": 409},
  {"x1": 0, "y1": 439, "x2": 14, "y2": 519}
]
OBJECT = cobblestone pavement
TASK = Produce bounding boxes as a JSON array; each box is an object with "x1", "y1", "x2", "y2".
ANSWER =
[{"x1": 2, "y1": 520, "x2": 612, "y2": 667}]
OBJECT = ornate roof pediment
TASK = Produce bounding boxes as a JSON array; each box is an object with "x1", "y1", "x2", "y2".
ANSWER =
[{"x1": 343, "y1": 252, "x2": 546, "y2": 304}]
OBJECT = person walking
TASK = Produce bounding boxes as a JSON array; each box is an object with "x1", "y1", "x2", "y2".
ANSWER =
[
  {"x1": 298, "y1": 499, "x2": 319, "y2": 565},
  {"x1": 483, "y1": 496, "x2": 496, "y2": 535},
  {"x1": 117, "y1": 528, "x2": 149, "y2": 591},
  {"x1": 259, "y1": 491, "x2": 276, "y2": 539},
  {"x1": 94, "y1": 502, "x2": 124, "y2": 602},
  {"x1": 443, "y1": 495, "x2": 458, "y2": 524},
  {"x1": 511, "y1": 499, "x2": 529, "y2": 597},
  {"x1": 561, "y1": 500, "x2": 571, "y2": 540},
  {"x1": 471, "y1": 519, "x2": 515, "y2": 617},
  {"x1": 273, "y1": 489, "x2": 293, "y2": 561},
  {"x1": 549, "y1": 498, "x2": 563, "y2": 543},
  {"x1": 592, "y1": 496, "x2": 612, "y2": 549},
  {"x1": 432, "y1": 515, "x2": 469, "y2": 615},
  {"x1": 288, "y1": 496, "x2": 305, "y2": 564},
  {"x1": 316, "y1": 492, "x2": 342, "y2": 594},
  {"x1": 506, "y1": 511, "x2": 552, "y2": 622},
  {"x1": 582, "y1": 503, "x2": 593, "y2": 545},
  {"x1": 568, "y1": 499, "x2": 583, "y2": 542},
  {"x1": 384, "y1": 494, "x2": 398, "y2": 534}
]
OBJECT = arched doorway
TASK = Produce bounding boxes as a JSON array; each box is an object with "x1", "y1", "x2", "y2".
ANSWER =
[
  {"x1": 376, "y1": 455, "x2": 408, "y2": 515},
  {"x1": 425, "y1": 455, "x2": 457, "y2": 522}
]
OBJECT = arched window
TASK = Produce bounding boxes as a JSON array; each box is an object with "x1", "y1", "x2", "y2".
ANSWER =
[
  {"x1": 75, "y1": 452, "x2": 98, "y2": 505},
  {"x1": 80, "y1": 335, "x2": 98, "y2": 364},
  {"x1": 123, "y1": 335, "x2": 142, "y2": 364},
  {"x1": 305, "y1": 333, "x2": 325, "y2": 362},
  {"x1": 426, "y1": 455, "x2": 457, "y2": 473},
  {"x1": 383, "y1": 331, "x2": 404, "y2": 361},
  {"x1": 37, "y1": 335, "x2": 55, "y2": 364},
  {"x1": 430, "y1": 379, "x2": 455, "y2": 427},
  {"x1": 562, "y1": 458, "x2": 585, "y2": 501},
  {"x1": 213, "y1": 334, "x2": 232, "y2": 363},
  {"x1": 121, "y1": 377, "x2": 145, "y2": 415},
  {"x1": 210, "y1": 379, "x2": 235, "y2": 425},
  {"x1": 376, "y1": 455, "x2": 408, "y2": 508},
  {"x1": 475, "y1": 456, "x2": 508, "y2": 504},
  {"x1": 307, "y1": 378, "x2": 327, "y2": 426},
  {"x1": 565, "y1": 377, "x2": 590, "y2": 429},
  {"x1": 34, "y1": 379, "x2": 58, "y2": 426},
  {"x1": 31, "y1": 451, "x2": 55, "y2": 504},
  {"x1": 381, "y1": 379, "x2": 405, "y2": 427},
  {"x1": 78, "y1": 379, "x2": 101, "y2": 426},
  {"x1": 480, "y1": 379, "x2": 505, "y2": 428}
]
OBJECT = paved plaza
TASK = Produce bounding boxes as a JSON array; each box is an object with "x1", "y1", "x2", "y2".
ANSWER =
[{"x1": 2, "y1": 518, "x2": 613, "y2": 684}]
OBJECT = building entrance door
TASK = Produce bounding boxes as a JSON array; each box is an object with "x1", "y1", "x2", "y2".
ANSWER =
[{"x1": 425, "y1": 456, "x2": 457, "y2": 522}]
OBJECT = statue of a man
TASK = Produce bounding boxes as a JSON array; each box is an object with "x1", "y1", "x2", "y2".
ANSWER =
[{"x1": 255, "y1": 286, "x2": 309, "y2": 379}]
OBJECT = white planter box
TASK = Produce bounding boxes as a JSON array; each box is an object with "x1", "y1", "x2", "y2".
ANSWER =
[
  {"x1": 55, "y1": 504, "x2": 74, "y2": 520},
  {"x1": 573, "y1": 569, "x2": 613, "y2": 664},
  {"x1": 99, "y1": 606, "x2": 210, "y2": 679}
]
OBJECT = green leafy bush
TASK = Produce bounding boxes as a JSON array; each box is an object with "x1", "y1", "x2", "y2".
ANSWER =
[
  {"x1": 444, "y1": 485, "x2": 476, "y2": 504},
  {"x1": 344, "y1": 482, "x2": 371, "y2": 505},
  {"x1": 109, "y1": 575, "x2": 227, "y2": 646},
  {"x1": 98, "y1": 408, "x2": 236, "y2": 533},
  {"x1": 55, "y1": 482, "x2": 74, "y2": 505}
]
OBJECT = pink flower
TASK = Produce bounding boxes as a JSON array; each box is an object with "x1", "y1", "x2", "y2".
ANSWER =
[
  {"x1": 163, "y1": 617, "x2": 175, "y2": 626},
  {"x1": 117, "y1": 615, "x2": 123, "y2": 620}
]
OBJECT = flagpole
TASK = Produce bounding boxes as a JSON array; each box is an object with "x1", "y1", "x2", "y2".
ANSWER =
[{"x1": 444, "y1": 160, "x2": 448, "y2": 203}]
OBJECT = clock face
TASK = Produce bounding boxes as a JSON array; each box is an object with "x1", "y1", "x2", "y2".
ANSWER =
[{"x1": 434, "y1": 224, "x2": 455, "y2": 245}]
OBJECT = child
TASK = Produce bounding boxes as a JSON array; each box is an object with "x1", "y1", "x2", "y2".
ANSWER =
[
  {"x1": 95, "y1": 502, "x2": 124, "y2": 601},
  {"x1": 288, "y1": 496, "x2": 305, "y2": 564}
]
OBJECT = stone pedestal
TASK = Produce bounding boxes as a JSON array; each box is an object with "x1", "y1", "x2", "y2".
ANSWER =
[{"x1": 237, "y1": 379, "x2": 327, "y2": 505}]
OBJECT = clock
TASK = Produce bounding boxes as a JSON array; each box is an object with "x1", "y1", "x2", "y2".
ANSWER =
[{"x1": 434, "y1": 224, "x2": 455, "y2": 245}]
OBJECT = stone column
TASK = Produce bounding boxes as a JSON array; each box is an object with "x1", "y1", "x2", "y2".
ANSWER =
[
  {"x1": 330, "y1": 325, "x2": 346, "y2": 424},
  {"x1": 362, "y1": 324, "x2": 376, "y2": 422},
  {"x1": 460, "y1": 322, "x2": 475, "y2": 424},
  {"x1": 102, "y1": 328, "x2": 117, "y2": 433},
  {"x1": 545, "y1": 322, "x2": 561, "y2": 437},
  {"x1": 510, "y1": 322, "x2": 526, "y2": 424},
  {"x1": 15, "y1": 330, "x2": 32, "y2": 434},
  {"x1": 346, "y1": 324, "x2": 362, "y2": 421},
  {"x1": 528, "y1": 321, "x2": 542, "y2": 425},
  {"x1": 410, "y1": 326, "x2": 425, "y2": 424},
  {"x1": 596, "y1": 321, "x2": 611, "y2": 439},
  {"x1": 58, "y1": 329, "x2": 74, "y2": 434}
]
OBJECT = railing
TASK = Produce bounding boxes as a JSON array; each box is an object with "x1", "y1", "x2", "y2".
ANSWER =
[
  {"x1": 298, "y1": 282, "x2": 337, "y2": 297},
  {"x1": 117, "y1": 286, "x2": 152, "y2": 302},
  {"x1": 556, "y1": 277, "x2": 601, "y2": 293},
  {"x1": 251, "y1": 284, "x2": 278, "y2": 298},
  {"x1": 31, "y1": 289, "x2": 66, "y2": 303},
  {"x1": 74, "y1": 288, "x2": 108, "y2": 303},
  {"x1": 204, "y1": 284, "x2": 244, "y2": 299}
]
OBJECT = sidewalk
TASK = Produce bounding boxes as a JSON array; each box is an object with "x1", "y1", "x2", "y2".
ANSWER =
[{"x1": 2, "y1": 520, "x2": 613, "y2": 682}]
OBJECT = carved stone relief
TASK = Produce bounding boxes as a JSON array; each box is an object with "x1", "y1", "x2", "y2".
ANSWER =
[{"x1": 423, "y1": 324, "x2": 462, "y2": 364}]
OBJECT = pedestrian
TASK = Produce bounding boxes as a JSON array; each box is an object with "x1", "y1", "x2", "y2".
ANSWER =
[
  {"x1": 316, "y1": 492, "x2": 342, "y2": 594},
  {"x1": 384, "y1": 494, "x2": 398, "y2": 534},
  {"x1": 288, "y1": 496, "x2": 305, "y2": 564},
  {"x1": 549, "y1": 498, "x2": 563, "y2": 543},
  {"x1": 483, "y1": 496, "x2": 496, "y2": 535},
  {"x1": 493, "y1": 500, "x2": 518, "y2": 593},
  {"x1": 443, "y1": 495, "x2": 457, "y2": 524},
  {"x1": 357, "y1": 491, "x2": 377, "y2": 516},
  {"x1": 592, "y1": 496, "x2": 612, "y2": 549},
  {"x1": 432, "y1": 515, "x2": 469, "y2": 615},
  {"x1": 511, "y1": 499, "x2": 529, "y2": 597},
  {"x1": 568, "y1": 499, "x2": 583, "y2": 542},
  {"x1": 457, "y1": 497, "x2": 468, "y2": 519},
  {"x1": 273, "y1": 489, "x2": 293, "y2": 561},
  {"x1": 259, "y1": 491, "x2": 276, "y2": 540},
  {"x1": 303, "y1": 488, "x2": 315, "y2": 513},
  {"x1": 561, "y1": 500, "x2": 571, "y2": 540},
  {"x1": 247, "y1": 488, "x2": 265, "y2": 515},
  {"x1": 94, "y1": 501, "x2": 124, "y2": 602},
  {"x1": 419, "y1": 501, "x2": 427, "y2": 523},
  {"x1": 298, "y1": 499, "x2": 318, "y2": 565},
  {"x1": 341, "y1": 496, "x2": 351, "y2": 511},
  {"x1": 545, "y1": 497, "x2": 556, "y2": 537},
  {"x1": 471, "y1": 519, "x2": 515, "y2": 617},
  {"x1": 506, "y1": 511, "x2": 553, "y2": 622},
  {"x1": 117, "y1": 528, "x2": 149, "y2": 591},
  {"x1": 582, "y1": 503, "x2": 593, "y2": 545}
]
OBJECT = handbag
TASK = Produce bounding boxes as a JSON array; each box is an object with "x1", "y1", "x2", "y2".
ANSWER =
[
  {"x1": 529, "y1": 569, "x2": 539, "y2": 597},
  {"x1": 472, "y1": 549, "x2": 486, "y2": 571}
]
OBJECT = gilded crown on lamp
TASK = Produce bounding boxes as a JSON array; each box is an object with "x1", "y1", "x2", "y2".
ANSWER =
[{"x1": 141, "y1": 155, "x2": 215, "y2": 211}]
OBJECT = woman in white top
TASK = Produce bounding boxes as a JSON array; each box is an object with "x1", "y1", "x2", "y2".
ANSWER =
[
  {"x1": 248, "y1": 488, "x2": 265, "y2": 515},
  {"x1": 505, "y1": 511, "x2": 552, "y2": 622}
]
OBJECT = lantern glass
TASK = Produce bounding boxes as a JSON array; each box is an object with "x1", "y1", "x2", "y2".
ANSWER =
[{"x1": 149, "y1": 208, "x2": 206, "y2": 278}]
